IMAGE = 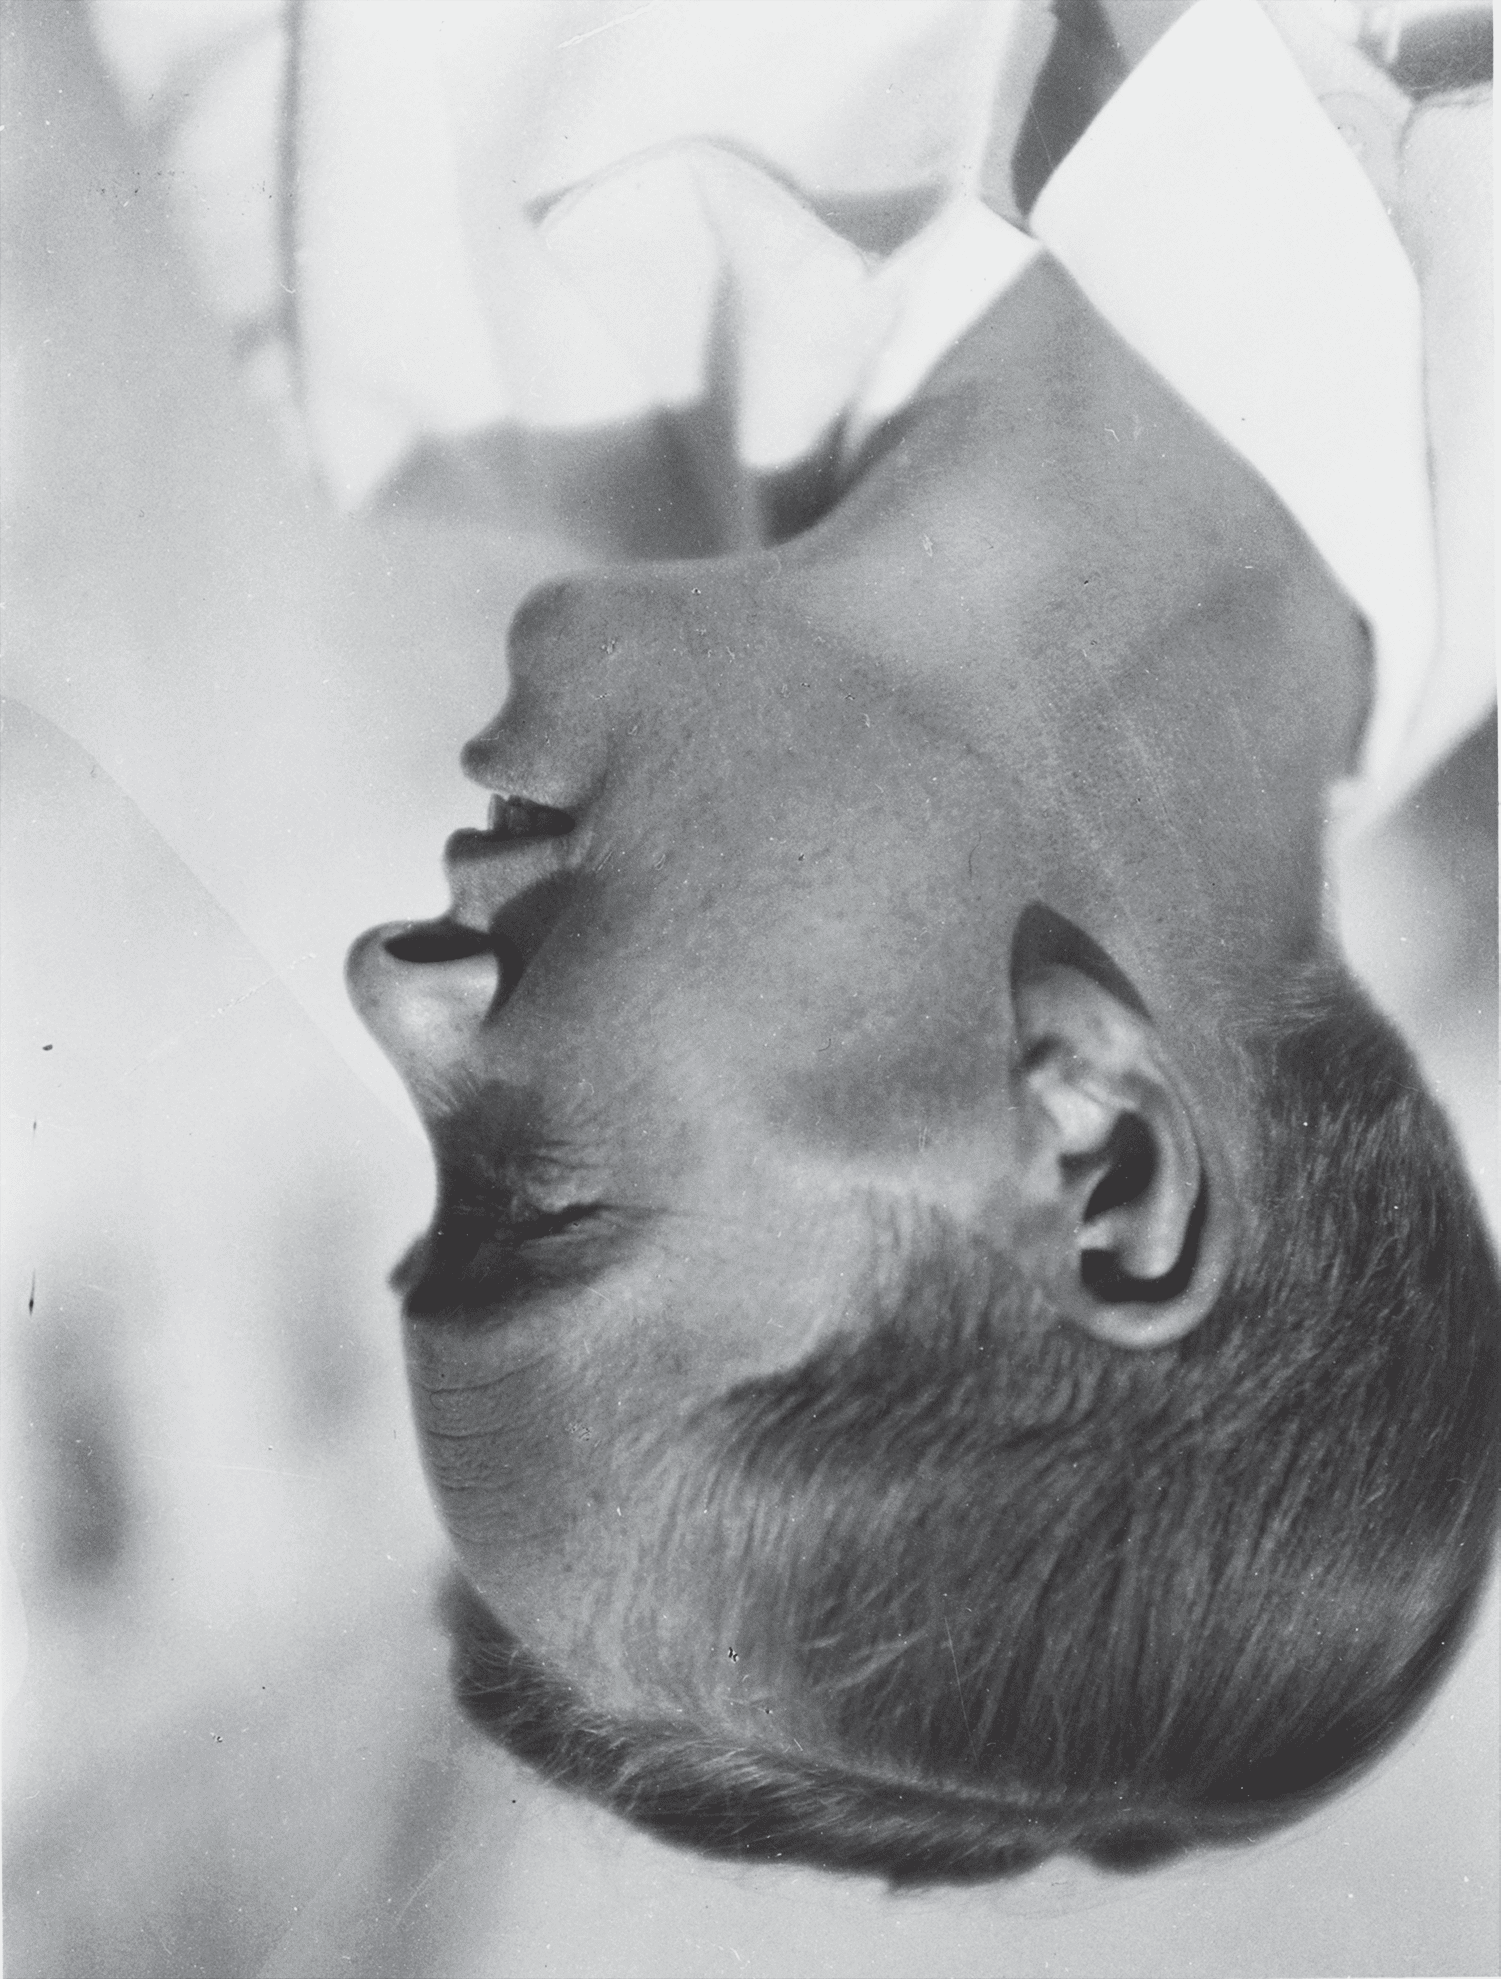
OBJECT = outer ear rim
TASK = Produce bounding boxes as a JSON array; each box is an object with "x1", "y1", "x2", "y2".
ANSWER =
[
  {"x1": 1066, "y1": 1088, "x2": 1238, "y2": 1350},
  {"x1": 1013, "y1": 938, "x2": 1241, "y2": 1352},
  {"x1": 1072, "y1": 1264, "x2": 1223, "y2": 1348}
]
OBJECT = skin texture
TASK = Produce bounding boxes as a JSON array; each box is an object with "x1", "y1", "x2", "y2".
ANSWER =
[{"x1": 346, "y1": 255, "x2": 1368, "y2": 1696}]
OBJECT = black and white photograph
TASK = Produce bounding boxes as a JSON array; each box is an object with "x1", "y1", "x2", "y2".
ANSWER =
[{"x1": 2, "y1": 3, "x2": 1496, "y2": 1974}]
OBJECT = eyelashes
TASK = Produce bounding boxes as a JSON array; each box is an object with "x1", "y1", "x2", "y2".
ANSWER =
[
  {"x1": 485, "y1": 1196, "x2": 608, "y2": 1244},
  {"x1": 428, "y1": 1158, "x2": 605, "y2": 1257},
  {"x1": 392, "y1": 1198, "x2": 613, "y2": 1319},
  {"x1": 400, "y1": 1075, "x2": 629, "y2": 1320}
]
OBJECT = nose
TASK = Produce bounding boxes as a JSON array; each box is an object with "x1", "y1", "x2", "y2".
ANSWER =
[
  {"x1": 345, "y1": 926, "x2": 502, "y2": 1113},
  {"x1": 460, "y1": 579, "x2": 615, "y2": 809}
]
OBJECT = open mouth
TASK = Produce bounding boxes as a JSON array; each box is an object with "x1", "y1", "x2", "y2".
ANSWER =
[
  {"x1": 443, "y1": 794, "x2": 577, "y2": 876},
  {"x1": 376, "y1": 794, "x2": 577, "y2": 976},
  {"x1": 479, "y1": 795, "x2": 574, "y2": 842}
]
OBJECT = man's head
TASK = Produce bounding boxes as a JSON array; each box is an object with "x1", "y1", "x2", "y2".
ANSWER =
[{"x1": 346, "y1": 259, "x2": 1498, "y2": 1877}]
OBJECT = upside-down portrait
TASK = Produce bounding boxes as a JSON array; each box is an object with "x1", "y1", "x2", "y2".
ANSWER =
[{"x1": 2, "y1": 2, "x2": 1497, "y2": 1975}]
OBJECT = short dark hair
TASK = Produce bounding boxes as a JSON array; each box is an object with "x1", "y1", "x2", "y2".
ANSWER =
[{"x1": 446, "y1": 962, "x2": 1500, "y2": 1884}]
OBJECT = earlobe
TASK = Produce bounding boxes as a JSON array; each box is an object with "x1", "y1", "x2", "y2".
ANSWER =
[{"x1": 1012, "y1": 959, "x2": 1234, "y2": 1349}]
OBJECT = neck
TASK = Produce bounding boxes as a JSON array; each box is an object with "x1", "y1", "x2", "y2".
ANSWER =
[{"x1": 800, "y1": 252, "x2": 1368, "y2": 1024}]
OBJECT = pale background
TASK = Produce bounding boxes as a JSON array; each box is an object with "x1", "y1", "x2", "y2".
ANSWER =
[{"x1": 2, "y1": 3, "x2": 1496, "y2": 1973}]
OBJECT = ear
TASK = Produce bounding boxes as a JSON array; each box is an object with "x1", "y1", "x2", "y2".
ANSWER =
[{"x1": 1009, "y1": 963, "x2": 1233, "y2": 1348}]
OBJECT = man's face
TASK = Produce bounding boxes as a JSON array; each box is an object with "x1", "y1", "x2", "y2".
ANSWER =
[
  {"x1": 344, "y1": 259, "x2": 1356, "y2": 1673},
  {"x1": 345, "y1": 547, "x2": 1042, "y2": 1658}
]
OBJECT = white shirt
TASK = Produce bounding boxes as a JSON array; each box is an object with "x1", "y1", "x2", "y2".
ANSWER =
[{"x1": 90, "y1": 0, "x2": 1493, "y2": 829}]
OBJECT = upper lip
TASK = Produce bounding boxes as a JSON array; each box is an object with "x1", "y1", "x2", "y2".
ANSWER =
[{"x1": 443, "y1": 793, "x2": 579, "y2": 939}]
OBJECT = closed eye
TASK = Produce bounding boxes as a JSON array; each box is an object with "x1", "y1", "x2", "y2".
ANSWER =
[
  {"x1": 486, "y1": 1197, "x2": 609, "y2": 1243},
  {"x1": 392, "y1": 1197, "x2": 644, "y2": 1321},
  {"x1": 400, "y1": 1077, "x2": 635, "y2": 1319}
]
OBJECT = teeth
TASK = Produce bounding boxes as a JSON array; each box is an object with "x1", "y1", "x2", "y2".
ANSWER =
[{"x1": 486, "y1": 795, "x2": 573, "y2": 839}]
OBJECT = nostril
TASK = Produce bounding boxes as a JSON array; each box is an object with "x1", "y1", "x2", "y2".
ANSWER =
[{"x1": 383, "y1": 922, "x2": 496, "y2": 964}]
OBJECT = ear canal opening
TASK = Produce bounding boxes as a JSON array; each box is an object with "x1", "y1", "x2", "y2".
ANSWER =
[
  {"x1": 1080, "y1": 1182, "x2": 1209, "y2": 1306},
  {"x1": 1081, "y1": 1115, "x2": 1157, "y2": 1219}
]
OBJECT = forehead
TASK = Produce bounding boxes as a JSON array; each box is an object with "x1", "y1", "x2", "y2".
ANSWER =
[{"x1": 399, "y1": 1153, "x2": 878, "y2": 1548}]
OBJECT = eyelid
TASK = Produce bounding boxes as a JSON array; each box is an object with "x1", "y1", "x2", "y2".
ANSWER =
[
  {"x1": 502, "y1": 1198, "x2": 608, "y2": 1242},
  {"x1": 394, "y1": 1199, "x2": 631, "y2": 1319},
  {"x1": 455, "y1": 1136, "x2": 602, "y2": 1219}
]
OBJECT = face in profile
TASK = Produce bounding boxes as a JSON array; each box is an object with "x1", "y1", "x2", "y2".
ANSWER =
[
  {"x1": 345, "y1": 542, "x2": 1057, "y2": 1672},
  {"x1": 341, "y1": 266, "x2": 1500, "y2": 1892},
  {"x1": 344, "y1": 262, "x2": 1361, "y2": 1694}
]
